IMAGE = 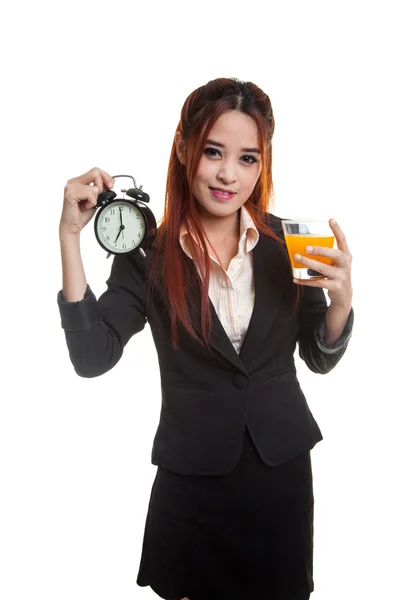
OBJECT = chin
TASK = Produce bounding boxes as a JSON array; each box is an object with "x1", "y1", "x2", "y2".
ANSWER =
[
  {"x1": 195, "y1": 195, "x2": 242, "y2": 215},
  {"x1": 199, "y1": 202, "x2": 241, "y2": 218}
]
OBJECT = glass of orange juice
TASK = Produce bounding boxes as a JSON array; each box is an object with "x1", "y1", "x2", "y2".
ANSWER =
[{"x1": 282, "y1": 219, "x2": 335, "y2": 279}]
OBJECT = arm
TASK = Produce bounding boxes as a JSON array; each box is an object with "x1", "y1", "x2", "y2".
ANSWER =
[
  {"x1": 324, "y1": 302, "x2": 353, "y2": 345},
  {"x1": 266, "y1": 213, "x2": 354, "y2": 373},
  {"x1": 297, "y1": 285, "x2": 354, "y2": 374},
  {"x1": 58, "y1": 167, "x2": 146, "y2": 378},
  {"x1": 294, "y1": 218, "x2": 354, "y2": 373},
  {"x1": 58, "y1": 254, "x2": 148, "y2": 378},
  {"x1": 60, "y1": 234, "x2": 88, "y2": 302}
]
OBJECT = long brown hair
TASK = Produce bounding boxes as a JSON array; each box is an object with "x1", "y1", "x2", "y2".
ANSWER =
[{"x1": 149, "y1": 77, "x2": 285, "y2": 349}]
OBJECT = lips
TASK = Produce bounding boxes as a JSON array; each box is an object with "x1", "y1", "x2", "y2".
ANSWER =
[{"x1": 209, "y1": 187, "x2": 237, "y2": 194}]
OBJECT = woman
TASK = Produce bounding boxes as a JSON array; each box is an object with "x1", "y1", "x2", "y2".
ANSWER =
[{"x1": 58, "y1": 77, "x2": 353, "y2": 600}]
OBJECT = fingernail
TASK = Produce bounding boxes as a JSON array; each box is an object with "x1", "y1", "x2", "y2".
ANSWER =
[
  {"x1": 306, "y1": 246, "x2": 313, "y2": 252},
  {"x1": 294, "y1": 253, "x2": 301, "y2": 260},
  {"x1": 331, "y1": 218, "x2": 336, "y2": 225}
]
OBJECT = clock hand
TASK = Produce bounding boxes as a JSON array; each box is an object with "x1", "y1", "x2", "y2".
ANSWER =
[
  {"x1": 119, "y1": 206, "x2": 125, "y2": 240},
  {"x1": 114, "y1": 227, "x2": 122, "y2": 244}
]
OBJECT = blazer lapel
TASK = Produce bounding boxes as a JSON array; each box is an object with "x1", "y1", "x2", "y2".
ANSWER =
[
  {"x1": 208, "y1": 300, "x2": 249, "y2": 374},
  {"x1": 238, "y1": 233, "x2": 286, "y2": 363},
  {"x1": 184, "y1": 258, "x2": 249, "y2": 375}
]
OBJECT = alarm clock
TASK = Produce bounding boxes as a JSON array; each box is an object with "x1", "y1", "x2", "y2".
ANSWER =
[{"x1": 94, "y1": 174, "x2": 157, "y2": 258}]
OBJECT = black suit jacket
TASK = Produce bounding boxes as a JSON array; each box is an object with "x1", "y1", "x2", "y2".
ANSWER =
[{"x1": 58, "y1": 214, "x2": 353, "y2": 475}]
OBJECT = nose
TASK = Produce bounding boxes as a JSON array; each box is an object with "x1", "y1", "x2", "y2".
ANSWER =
[{"x1": 217, "y1": 160, "x2": 237, "y2": 185}]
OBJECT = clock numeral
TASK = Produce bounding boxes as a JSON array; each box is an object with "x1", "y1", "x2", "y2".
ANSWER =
[
  {"x1": 129, "y1": 207, "x2": 132, "y2": 213},
  {"x1": 110, "y1": 209, "x2": 115, "y2": 215},
  {"x1": 106, "y1": 235, "x2": 110, "y2": 241},
  {"x1": 137, "y1": 233, "x2": 141, "y2": 238},
  {"x1": 136, "y1": 214, "x2": 140, "y2": 218},
  {"x1": 101, "y1": 226, "x2": 106, "y2": 231},
  {"x1": 120, "y1": 205, "x2": 124, "y2": 211},
  {"x1": 104, "y1": 217, "x2": 110, "y2": 223},
  {"x1": 140, "y1": 223, "x2": 144, "y2": 229},
  {"x1": 122, "y1": 244, "x2": 127, "y2": 250}
]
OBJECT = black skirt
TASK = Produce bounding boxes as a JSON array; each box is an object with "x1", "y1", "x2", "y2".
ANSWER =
[{"x1": 136, "y1": 427, "x2": 314, "y2": 600}]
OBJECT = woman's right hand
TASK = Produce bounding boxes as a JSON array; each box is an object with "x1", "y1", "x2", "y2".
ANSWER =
[{"x1": 60, "y1": 167, "x2": 115, "y2": 237}]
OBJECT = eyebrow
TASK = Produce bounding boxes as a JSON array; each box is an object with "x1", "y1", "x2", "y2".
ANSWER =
[{"x1": 205, "y1": 139, "x2": 261, "y2": 154}]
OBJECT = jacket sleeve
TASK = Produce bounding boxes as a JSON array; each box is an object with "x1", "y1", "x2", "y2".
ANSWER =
[
  {"x1": 57, "y1": 254, "x2": 148, "y2": 378},
  {"x1": 297, "y1": 285, "x2": 354, "y2": 374}
]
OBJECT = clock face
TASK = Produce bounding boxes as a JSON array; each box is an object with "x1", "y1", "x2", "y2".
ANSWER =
[{"x1": 95, "y1": 201, "x2": 146, "y2": 254}]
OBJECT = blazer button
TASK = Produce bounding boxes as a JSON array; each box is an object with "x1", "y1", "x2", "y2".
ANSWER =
[{"x1": 233, "y1": 374, "x2": 248, "y2": 389}]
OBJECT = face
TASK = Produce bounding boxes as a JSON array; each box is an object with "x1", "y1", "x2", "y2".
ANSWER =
[{"x1": 177, "y1": 110, "x2": 262, "y2": 225}]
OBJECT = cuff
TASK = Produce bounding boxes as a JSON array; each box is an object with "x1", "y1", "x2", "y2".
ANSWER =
[
  {"x1": 315, "y1": 306, "x2": 354, "y2": 354},
  {"x1": 57, "y1": 285, "x2": 101, "y2": 331}
]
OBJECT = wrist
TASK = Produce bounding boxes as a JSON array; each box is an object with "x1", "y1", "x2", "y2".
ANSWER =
[
  {"x1": 59, "y1": 226, "x2": 80, "y2": 244},
  {"x1": 324, "y1": 304, "x2": 352, "y2": 345},
  {"x1": 327, "y1": 301, "x2": 352, "y2": 315}
]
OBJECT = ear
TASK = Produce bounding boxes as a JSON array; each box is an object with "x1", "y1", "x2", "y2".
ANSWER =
[{"x1": 175, "y1": 130, "x2": 186, "y2": 165}]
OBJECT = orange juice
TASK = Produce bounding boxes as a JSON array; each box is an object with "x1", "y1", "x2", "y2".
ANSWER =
[{"x1": 284, "y1": 234, "x2": 335, "y2": 269}]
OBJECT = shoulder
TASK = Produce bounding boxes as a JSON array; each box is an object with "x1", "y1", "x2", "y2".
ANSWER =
[{"x1": 261, "y1": 212, "x2": 288, "y2": 241}]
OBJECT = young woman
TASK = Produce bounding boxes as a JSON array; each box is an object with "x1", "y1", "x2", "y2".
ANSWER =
[{"x1": 58, "y1": 77, "x2": 353, "y2": 600}]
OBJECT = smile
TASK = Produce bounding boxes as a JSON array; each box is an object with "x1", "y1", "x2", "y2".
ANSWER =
[{"x1": 209, "y1": 187, "x2": 236, "y2": 199}]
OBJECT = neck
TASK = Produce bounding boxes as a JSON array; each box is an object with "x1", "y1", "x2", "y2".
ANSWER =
[{"x1": 198, "y1": 208, "x2": 241, "y2": 242}]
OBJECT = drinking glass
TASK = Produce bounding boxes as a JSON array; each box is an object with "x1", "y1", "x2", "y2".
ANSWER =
[{"x1": 282, "y1": 219, "x2": 335, "y2": 279}]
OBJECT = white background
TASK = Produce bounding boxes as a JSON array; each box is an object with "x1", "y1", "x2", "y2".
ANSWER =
[{"x1": 1, "y1": 1, "x2": 399, "y2": 598}]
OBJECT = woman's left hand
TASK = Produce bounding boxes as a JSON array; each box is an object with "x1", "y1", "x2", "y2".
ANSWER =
[{"x1": 293, "y1": 218, "x2": 353, "y2": 310}]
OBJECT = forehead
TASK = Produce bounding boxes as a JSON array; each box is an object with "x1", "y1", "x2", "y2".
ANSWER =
[{"x1": 208, "y1": 110, "x2": 259, "y2": 146}]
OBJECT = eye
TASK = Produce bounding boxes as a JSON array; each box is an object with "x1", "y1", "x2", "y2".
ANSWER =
[
  {"x1": 241, "y1": 155, "x2": 258, "y2": 164},
  {"x1": 203, "y1": 147, "x2": 258, "y2": 164},
  {"x1": 203, "y1": 147, "x2": 221, "y2": 158}
]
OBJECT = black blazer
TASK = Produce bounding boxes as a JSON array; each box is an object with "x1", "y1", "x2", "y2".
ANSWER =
[{"x1": 58, "y1": 214, "x2": 353, "y2": 475}]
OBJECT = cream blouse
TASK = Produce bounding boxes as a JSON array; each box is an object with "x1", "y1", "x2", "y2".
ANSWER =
[{"x1": 179, "y1": 206, "x2": 259, "y2": 354}]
